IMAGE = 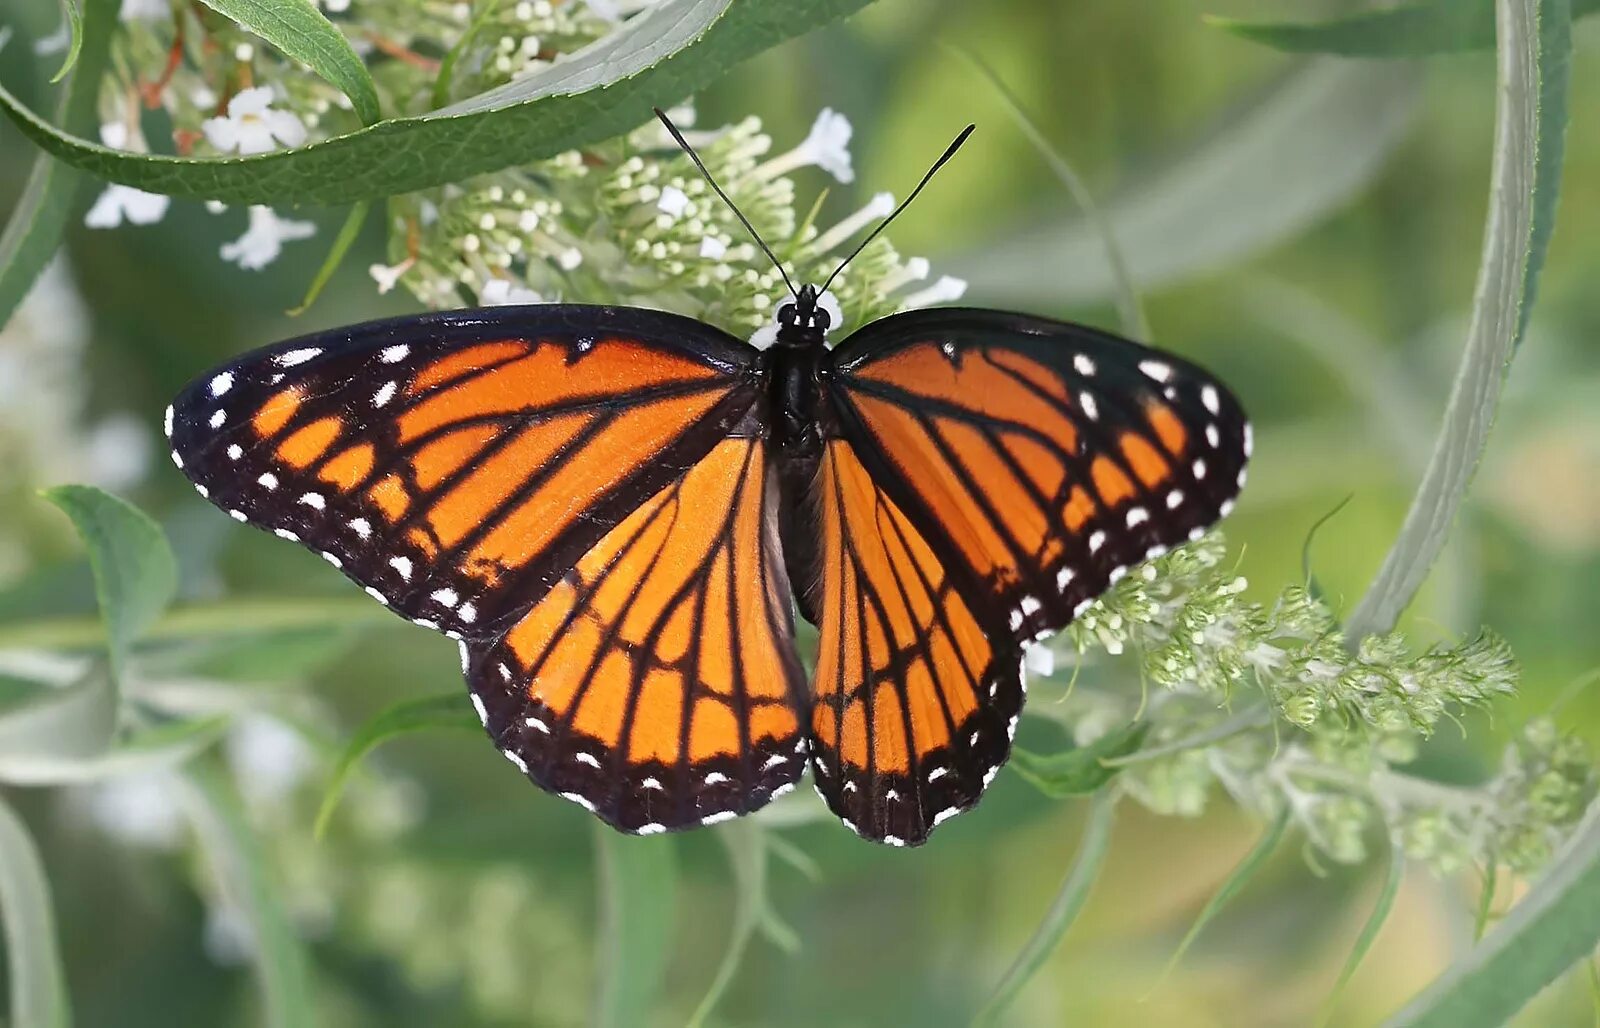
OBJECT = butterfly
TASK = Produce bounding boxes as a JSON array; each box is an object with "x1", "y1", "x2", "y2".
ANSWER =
[{"x1": 164, "y1": 113, "x2": 1250, "y2": 846}]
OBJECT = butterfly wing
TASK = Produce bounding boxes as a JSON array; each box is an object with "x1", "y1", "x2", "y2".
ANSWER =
[
  {"x1": 166, "y1": 306, "x2": 759, "y2": 640},
  {"x1": 808, "y1": 438, "x2": 1020, "y2": 846},
  {"x1": 465, "y1": 436, "x2": 808, "y2": 831},
  {"x1": 807, "y1": 308, "x2": 1250, "y2": 844},
  {"x1": 828, "y1": 307, "x2": 1250, "y2": 644}
]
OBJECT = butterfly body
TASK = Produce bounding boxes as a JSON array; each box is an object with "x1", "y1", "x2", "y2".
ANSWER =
[{"x1": 167, "y1": 297, "x2": 1249, "y2": 845}]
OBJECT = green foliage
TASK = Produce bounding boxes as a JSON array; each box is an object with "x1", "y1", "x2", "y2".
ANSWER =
[
  {"x1": 1345, "y1": 0, "x2": 1572, "y2": 640},
  {"x1": 594, "y1": 827, "x2": 677, "y2": 1028},
  {"x1": 194, "y1": 0, "x2": 382, "y2": 124},
  {"x1": 179, "y1": 762, "x2": 316, "y2": 1028},
  {"x1": 0, "y1": 795, "x2": 70, "y2": 1028},
  {"x1": 315, "y1": 691, "x2": 480, "y2": 837},
  {"x1": 48, "y1": 0, "x2": 82, "y2": 83},
  {"x1": 41, "y1": 486, "x2": 177, "y2": 680},
  {"x1": 1325, "y1": 838, "x2": 1405, "y2": 1022},
  {"x1": 1158, "y1": 808, "x2": 1290, "y2": 986},
  {"x1": 0, "y1": 0, "x2": 872, "y2": 204},
  {"x1": 1209, "y1": 0, "x2": 1599, "y2": 56},
  {"x1": 1008, "y1": 723, "x2": 1147, "y2": 798},
  {"x1": 0, "y1": 0, "x2": 116, "y2": 328},
  {"x1": 975, "y1": 790, "x2": 1117, "y2": 1024}
]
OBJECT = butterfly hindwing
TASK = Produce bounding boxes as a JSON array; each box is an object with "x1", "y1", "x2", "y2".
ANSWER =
[
  {"x1": 466, "y1": 437, "x2": 808, "y2": 832},
  {"x1": 166, "y1": 306, "x2": 759, "y2": 640},
  {"x1": 808, "y1": 438, "x2": 1023, "y2": 846},
  {"x1": 828, "y1": 307, "x2": 1250, "y2": 647}
]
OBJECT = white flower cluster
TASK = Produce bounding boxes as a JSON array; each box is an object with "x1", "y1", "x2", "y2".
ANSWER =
[
  {"x1": 1030, "y1": 534, "x2": 1591, "y2": 875},
  {"x1": 85, "y1": 0, "x2": 965, "y2": 324}
]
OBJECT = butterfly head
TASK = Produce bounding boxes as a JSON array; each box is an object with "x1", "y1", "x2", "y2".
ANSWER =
[{"x1": 776, "y1": 283, "x2": 832, "y2": 346}]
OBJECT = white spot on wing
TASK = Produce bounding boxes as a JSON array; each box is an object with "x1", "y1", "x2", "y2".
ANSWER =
[
  {"x1": 470, "y1": 694, "x2": 488, "y2": 725},
  {"x1": 373, "y1": 381, "x2": 397, "y2": 407},
  {"x1": 1126, "y1": 506, "x2": 1149, "y2": 528},
  {"x1": 637, "y1": 823, "x2": 666, "y2": 835},
  {"x1": 1206, "y1": 423, "x2": 1220, "y2": 448},
  {"x1": 704, "y1": 771, "x2": 730, "y2": 785},
  {"x1": 379, "y1": 344, "x2": 409, "y2": 363},
  {"x1": 642, "y1": 777, "x2": 664, "y2": 791},
  {"x1": 504, "y1": 749, "x2": 528, "y2": 772},
  {"x1": 1167, "y1": 489, "x2": 1184, "y2": 509},
  {"x1": 458, "y1": 602, "x2": 477, "y2": 624},
  {"x1": 349, "y1": 518, "x2": 372, "y2": 539},
  {"x1": 575, "y1": 752, "x2": 601, "y2": 768},
  {"x1": 227, "y1": 444, "x2": 243, "y2": 460},
  {"x1": 1080, "y1": 392, "x2": 1099, "y2": 420},
  {"x1": 1074, "y1": 354, "x2": 1096, "y2": 376},
  {"x1": 1192, "y1": 458, "x2": 1207, "y2": 479},
  {"x1": 163, "y1": 405, "x2": 175, "y2": 437},
  {"x1": 1089, "y1": 530, "x2": 1106, "y2": 553},
  {"x1": 209, "y1": 372, "x2": 234, "y2": 397},
  {"x1": 274, "y1": 528, "x2": 298, "y2": 541},
  {"x1": 1139, "y1": 359, "x2": 1172, "y2": 382},
  {"x1": 560, "y1": 792, "x2": 597, "y2": 813},
  {"x1": 1056, "y1": 566, "x2": 1075, "y2": 591},
  {"x1": 1243, "y1": 423, "x2": 1254, "y2": 457},
  {"x1": 299, "y1": 492, "x2": 325, "y2": 510},
  {"x1": 209, "y1": 409, "x2": 226, "y2": 429},
  {"x1": 365, "y1": 586, "x2": 389, "y2": 605},
  {"x1": 702, "y1": 811, "x2": 738, "y2": 826},
  {"x1": 257, "y1": 472, "x2": 278, "y2": 489},
  {"x1": 524, "y1": 715, "x2": 550, "y2": 734},
  {"x1": 927, "y1": 766, "x2": 947, "y2": 782},
  {"x1": 389, "y1": 556, "x2": 413, "y2": 580},
  {"x1": 1201, "y1": 384, "x2": 1220, "y2": 414},
  {"x1": 431, "y1": 588, "x2": 459, "y2": 607},
  {"x1": 276, "y1": 347, "x2": 321, "y2": 367}
]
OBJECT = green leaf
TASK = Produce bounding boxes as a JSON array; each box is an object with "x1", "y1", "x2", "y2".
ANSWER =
[
  {"x1": 1008, "y1": 722, "x2": 1148, "y2": 798},
  {"x1": 1324, "y1": 836, "x2": 1404, "y2": 1022},
  {"x1": 50, "y1": 0, "x2": 83, "y2": 83},
  {"x1": 594, "y1": 826, "x2": 677, "y2": 1028},
  {"x1": 1207, "y1": 0, "x2": 1599, "y2": 57},
  {"x1": 178, "y1": 762, "x2": 314, "y2": 1028},
  {"x1": 289, "y1": 201, "x2": 369, "y2": 315},
  {"x1": 974, "y1": 789, "x2": 1116, "y2": 1025},
  {"x1": 0, "y1": 665, "x2": 116, "y2": 768},
  {"x1": 0, "y1": 0, "x2": 117, "y2": 329},
  {"x1": 0, "y1": 0, "x2": 872, "y2": 205},
  {"x1": 1345, "y1": 0, "x2": 1572, "y2": 641},
  {"x1": 42, "y1": 486, "x2": 178, "y2": 679},
  {"x1": 313, "y1": 691, "x2": 479, "y2": 837},
  {"x1": 0, "y1": 715, "x2": 228, "y2": 785},
  {"x1": 1385, "y1": 802, "x2": 1600, "y2": 1026},
  {"x1": 943, "y1": 60, "x2": 1421, "y2": 307},
  {"x1": 688, "y1": 821, "x2": 782, "y2": 1028},
  {"x1": 953, "y1": 46, "x2": 1148, "y2": 341},
  {"x1": 0, "y1": 795, "x2": 70, "y2": 1028},
  {"x1": 1157, "y1": 807, "x2": 1290, "y2": 987},
  {"x1": 141, "y1": 626, "x2": 356, "y2": 683},
  {"x1": 195, "y1": 0, "x2": 380, "y2": 125}
]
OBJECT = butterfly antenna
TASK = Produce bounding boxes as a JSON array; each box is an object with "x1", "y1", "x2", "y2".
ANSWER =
[
  {"x1": 653, "y1": 107, "x2": 799, "y2": 300},
  {"x1": 820, "y1": 123, "x2": 975, "y2": 296}
]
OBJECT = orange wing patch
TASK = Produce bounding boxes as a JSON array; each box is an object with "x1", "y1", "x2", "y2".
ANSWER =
[
  {"x1": 467, "y1": 439, "x2": 807, "y2": 834},
  {"x1": 809, "y1": 440, "x2": 1022, "y2": 846}
]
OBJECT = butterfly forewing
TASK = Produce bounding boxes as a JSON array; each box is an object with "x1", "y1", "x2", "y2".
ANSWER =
[
  {"x1": 166, "y1": 307, "x2": 759, "y2": 640},
  {"x1": 808, "y1": 439, "x2": 1023, "y2": 846},
  {"x1": 828, "y1": 308, "x2": 1250, "y2": 648},
  {"x1": 466, "y1": 437, "x2": 808, "y2": 832}
]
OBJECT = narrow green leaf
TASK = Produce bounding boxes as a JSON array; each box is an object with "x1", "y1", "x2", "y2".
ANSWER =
[
  {"x1": 975, "y1": 789, "x2": 1117, "y2": 1025},
  {"x1": 1385, "y1": 801, "x2": 1600, "y2": 1026},
  {"x1": 594, "y1": 826, "x2": 677, "y2": 1028},
  {"x1": 194, "y1": 0, "x2": 380, "y2": 124},
  {"x1": 313, "y1": 691, "x2": 478, "y2": 837},
  {"x1": 49, "y1": 0, "x2": 83, "y2": 83},
  {"x1": 688, "y1": 821, "x2": 772, "y2": 1028},
  {"x1": 0, "y1": 715, "x2": 228, "y2": 785},
  {"x1": 178, "y1": 762, "x2": 314, "y2": 1028},
  {"x1": 1301, "y1": 493, "x2": 1355, "y2": 606},
  {"x1": 140, "y1": 626, "x2": 355, "y2": 683},
  {"x1": 0, "y1": 596, "x2": 391, "y2": 653},
  {"x1": 1207, "y1": 0, "x2": 1599, "y2": 57},
  {"x1": 943, "y1": 60, "x2": 1421, "y2": 306},
  {"x1": 0, "y1": 665, "x2": 115, "y2": 767},
  {"x1": 1345, "y1": 0, "x2": 1572, "y2": 641},
  {"x1": 0, "y1": 0, "x2": 117, "y2": 329},
  {"x1": 1157, "y1": 807, "x2": 1290, "y2": 987},
  {"x1": 0, "y1": 0, "x2": 871, "y2": 205},
  {"x1": 0, "y1": 795, "x2": 70, "y2": 1028},
  {"x1": 288, "y1": 202, "x2": 369, "y2": 315},
  {"x1": 41, "y1": 486, "x2": 177, "y2": 679},
  {"x1": 1008, "y1": 722, "x2": 1148, "y2": 798},
  {"x1": 1323, "y1": 836, "x2": 1404, "y2": 1022},
  {"x1": 953, "y1": 47, "x2": 1148, "y2": 341}
]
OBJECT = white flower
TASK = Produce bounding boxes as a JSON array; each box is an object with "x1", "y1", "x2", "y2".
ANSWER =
[
  {"x1": 82, "y1": 772, "x2": 185, "y2": 849},
  {"x1": 754, "y1": 108, "x2": 857, "y2": 184},
  {"x1": 657, "y1": 185, "x2": 690, "y2": 219},
  {"x1": 368, "y1": 258, "x2": 415, "y2": 294},
  {"x1": 812, "y1": 192, "x2": 895, "y2": 256},
  {"x1": 900, "y1": 275, "x2": 968, "y2": 310},
  {"x1": 480, "y1": 278, "x2": 543, "y2": 305},
  {"x1": 316, "y1": 0, "x2": 350, "y2": 11},
  {"x1": 201, "y1": 87, "x2": 307, "y2": 155},
  {"x1": 699, "y1": 236, "x2": 728, "y2": 260},
  {"x1": 84, "y1": 185, "x2": 170, "y2": 228},
  {"x1": 220, "y1": 206, "x2": 316, "y2": 270},
  {"x1": 1025, "y1": 644, "x2": 1055, "y2": 678},
  {"x1": 226, "y1": 716, "x2": 314, "y2": 806}
]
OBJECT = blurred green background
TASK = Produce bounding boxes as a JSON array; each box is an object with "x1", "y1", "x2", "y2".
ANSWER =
[{"x1": 2, "y1": 0, "x2": 1599, "y2": 1024}]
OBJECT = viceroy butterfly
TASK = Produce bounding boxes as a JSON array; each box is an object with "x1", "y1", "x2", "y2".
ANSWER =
[{"x1": 166, "y1": 112, "x2": 1249, "y2": 846}]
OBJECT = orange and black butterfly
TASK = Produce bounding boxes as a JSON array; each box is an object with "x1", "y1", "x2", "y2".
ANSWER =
[{"x1": 165, "y1": 115, "x2": 1249, "y2": 846}]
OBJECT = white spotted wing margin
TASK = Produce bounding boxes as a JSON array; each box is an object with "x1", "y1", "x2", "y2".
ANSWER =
[
  {"x1": 165, "y1": 305, "x2": 761, "y2": 643},
  {"x1": 462, "y1": 437, "x2": 811, "y2": 835}
]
